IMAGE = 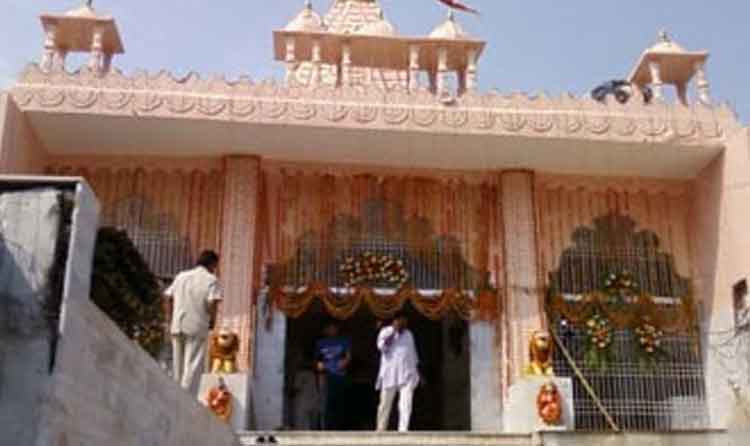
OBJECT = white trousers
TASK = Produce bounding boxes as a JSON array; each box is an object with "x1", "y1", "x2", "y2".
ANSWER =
[
  {"x1": 377, "y1": 381, "x2": 416, "y2": 432},
  {"x1": 172, "y1": 333, "x2": 207, "y2": 395}
]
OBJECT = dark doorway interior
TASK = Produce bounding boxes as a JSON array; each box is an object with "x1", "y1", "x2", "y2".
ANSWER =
[{"x1": 284, "y1": 301, "x2": 471, "y2": 431}]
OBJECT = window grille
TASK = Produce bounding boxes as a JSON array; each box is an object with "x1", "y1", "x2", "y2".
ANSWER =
[
  {"x1": 553, "y1": 326, "x2": 708, "y2": 430},
  {"x1": 102, "y1": 197, "x2": 193, "y2": 280},
  {"x1": 549, "y1": 213, "x2": 707, "y2": 431}
]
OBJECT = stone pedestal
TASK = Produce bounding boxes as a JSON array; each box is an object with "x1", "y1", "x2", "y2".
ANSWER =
[
  {"x1": 503, "y1": 376, "x2": 574, "y2": 433},
  {"x1": 198, "y1": 373, "x2": 251, "y2": 431}
]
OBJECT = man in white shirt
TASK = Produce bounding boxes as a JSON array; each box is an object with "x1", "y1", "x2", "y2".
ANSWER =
[
  {"x1": 375, "y1": 312, "x2": 420, "y2": 432},
  {"x1": 163, "y1": 250, "x2": 222, "y2": 395}
]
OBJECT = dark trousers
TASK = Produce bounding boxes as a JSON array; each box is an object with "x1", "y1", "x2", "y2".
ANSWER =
[{"x1": 324, "y1": 373, "x2": 351, "y2": 430}]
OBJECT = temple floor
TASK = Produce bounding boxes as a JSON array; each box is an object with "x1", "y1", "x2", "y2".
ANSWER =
[{"x1": 236, "y1": 430, "x2": 731, "y2": 446}]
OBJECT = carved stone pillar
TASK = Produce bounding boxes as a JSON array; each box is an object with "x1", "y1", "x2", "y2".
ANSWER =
[
  {"x1": 649, "y1": 61, "x2": 664, "y2": 101},
  {"x1": 676, "y1": 81, "x2": 689, "y2": 106},
  {"x1": 695, "y1": 61, "x2": 711, "y2": 105},
  {"x1": 500, "y1": 170, "x2": 544, "y2": 384},
  {"x1": 311, "y1": 39, "x2": 322, "y2": 87},
  {"x1": 341, "y1": 42, "x2": 352, "y2": 87},
  {"x1": 408, "y1": 44, "x2": 420, "y2": 92},
  {"x1": 436, "y1": 46, "x2": 449, "y2": 96},
  {"x1": 53, "y1": 49, "x2": 68, "y2": 72},
  {"x1": 40, "y1": 24, "x2": 57, "y2": 72},
  {"x1": 465, "y1": 48, "x2": 478, "y2": 93},
  {"x1": 88, "y1": 26, "x2": 105, "y2": 73},
  {"x1": 219, "y1": 155, "x2": 262, "y2": 371}
]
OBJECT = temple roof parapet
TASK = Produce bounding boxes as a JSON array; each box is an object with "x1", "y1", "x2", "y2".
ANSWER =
[{"x1": 10, "y1": 64, "x2": 739, "y2": 148}]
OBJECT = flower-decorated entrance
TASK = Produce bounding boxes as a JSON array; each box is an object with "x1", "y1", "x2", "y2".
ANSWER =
[
  {"x1": 259, "y1": 198, "x2": 494, "y2": 430},
  {"x1": 251, "y1": 169, "x2": 502, "y2": 430}
]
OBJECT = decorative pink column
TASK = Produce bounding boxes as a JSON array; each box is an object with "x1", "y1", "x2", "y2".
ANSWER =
[
  {"x1": 219, "y1": 155, "x2": 262, "y2": 371},
  {"x1": 500, "y1": 170, "x2": 545, "y2": 385}
]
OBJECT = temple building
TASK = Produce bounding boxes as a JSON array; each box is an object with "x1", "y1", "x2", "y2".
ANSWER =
[{"x1": 2, "y1": 0, "x2": 749, "y2": 438}]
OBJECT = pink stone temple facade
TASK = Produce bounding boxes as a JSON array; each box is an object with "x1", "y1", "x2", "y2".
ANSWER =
[{"x1": 1, "y1": 0, "x2": 748, "y2": 433}]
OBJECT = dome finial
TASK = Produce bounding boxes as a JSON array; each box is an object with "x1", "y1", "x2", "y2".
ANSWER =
[{"x1": 658, "y1": 29, "x2": 670, "y2": 43}]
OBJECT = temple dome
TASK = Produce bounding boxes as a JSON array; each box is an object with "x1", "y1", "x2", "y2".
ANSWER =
[
  {"x1": 429, "y1": 12, "x2": 468, "y2": 40},
  {"x1": 355, "y1": 11, "x2": 397, "y2": 37},
  {"x1": 647, "y1": 30, "x2": 686, "y2": 54},
  {"x1": 285, "y1": 0, "x2": 326, "y2": 33},
  {"x1": 64, "y1": 4, "x2": 111, "y2": 20}
]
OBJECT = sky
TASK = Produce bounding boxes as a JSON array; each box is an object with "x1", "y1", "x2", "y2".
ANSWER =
[{"x1": 1, "y1": 1, "x2": 748, "y2": 122}]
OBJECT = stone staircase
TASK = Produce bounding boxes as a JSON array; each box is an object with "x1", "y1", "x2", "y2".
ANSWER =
[{"x1": 237, "y1": 430, "x2": 733, "y2": 446}]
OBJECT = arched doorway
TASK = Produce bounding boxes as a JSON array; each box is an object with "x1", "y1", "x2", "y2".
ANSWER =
[{"x1": 255, "y1": 199, "x2": 492, "y2": 431}]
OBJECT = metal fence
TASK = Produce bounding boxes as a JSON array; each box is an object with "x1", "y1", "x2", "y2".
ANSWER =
[{"x1": 553, "y1": 322, "x2": 708, "y2": 431}]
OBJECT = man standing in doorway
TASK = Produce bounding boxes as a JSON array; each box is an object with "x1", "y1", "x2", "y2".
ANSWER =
[
  {"x1": 376, "y1": 312, "x2": 420, "y2": 432},
  {"x1": 163, "y1": 250, "x2": 222, "y2": 395},
  {"x1": 315, "y1": 321, "x2": 352, "y2": 430}
]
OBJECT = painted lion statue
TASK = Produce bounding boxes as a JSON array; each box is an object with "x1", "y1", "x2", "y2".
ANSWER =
[
  {"x1": 524, "y1": 330, "x2": 555, "y2": 376},
  {"x1": 209, "y1": 327, "x2": 239, "y2": 374},
  {"x1": 536, "y1": 381, "x2": 563, "y2": 425}
]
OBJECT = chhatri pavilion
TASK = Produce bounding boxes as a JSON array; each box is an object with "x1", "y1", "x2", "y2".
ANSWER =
[{"x1": 1, "y1": 0, "x2": 749, "y2": 438}]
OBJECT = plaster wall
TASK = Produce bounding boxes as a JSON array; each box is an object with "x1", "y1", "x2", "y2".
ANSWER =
[
  {"x1": 0, "y1": 93, "x2": 46, "y2": 174},
  {"x1": 0, "y1": 177, "x2": 238, "y2": 446},
  {"x1": 691, "y1": 127, "x2": 750, "y2": 429}
]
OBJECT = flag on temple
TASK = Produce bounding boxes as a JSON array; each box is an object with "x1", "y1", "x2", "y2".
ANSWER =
[{"x1": 437, "y1": 0, "x2": 480, "y2": 15}]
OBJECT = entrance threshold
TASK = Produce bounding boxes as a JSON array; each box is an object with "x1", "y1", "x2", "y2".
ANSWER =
[
  {"x1": 238, "y1": 431, "x2": 532, "y2": 446},
  {"x1": 238, "y1": 430, "x2": 732, "y2": 446}
]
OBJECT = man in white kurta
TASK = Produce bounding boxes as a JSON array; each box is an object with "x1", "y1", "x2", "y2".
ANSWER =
[
  {"x1": 376, "y1": 313, "x2": 420, "y2": 432},
  {"x1": 164, "y1": 250, "x2": 222, "y2": 395}
]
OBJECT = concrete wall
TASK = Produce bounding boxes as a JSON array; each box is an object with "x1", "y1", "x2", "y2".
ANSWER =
[
  {"x1": 691, "y1": 127, "x2": 750, "y2": 429},
  {"x1": 0, "y1": 188, "x2": 63, "y2": 446},
  {"x1": 0, "y1": 177, "x2": 239, "y2": 446},
  {"x1": 0, "y1": 93, "x2": 47, "y2": 174}
]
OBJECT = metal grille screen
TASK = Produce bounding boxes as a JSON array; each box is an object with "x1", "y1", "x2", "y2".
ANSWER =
[
  {"x1": 549, "y1": 213, "x2": 707, "y2": 431},
  {"x1": 552, "y1": 327, "x2": 708, "y2": 430}
]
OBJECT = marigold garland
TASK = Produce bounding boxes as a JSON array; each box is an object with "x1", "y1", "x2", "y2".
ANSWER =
[
  {"x1": 339, "y1": 252, "x2": 409, "y2": 288},
  {"x1": 269, "y1": 282, "x2": 497, "y2": 321},
  {"x1": 547, "y1": 271, "x2": 699, "y2": 370}
]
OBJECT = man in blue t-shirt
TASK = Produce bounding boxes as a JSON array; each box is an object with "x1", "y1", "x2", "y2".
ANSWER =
[{"x1": 315, "y1": 321, "x2": 351, "y2": 430}]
